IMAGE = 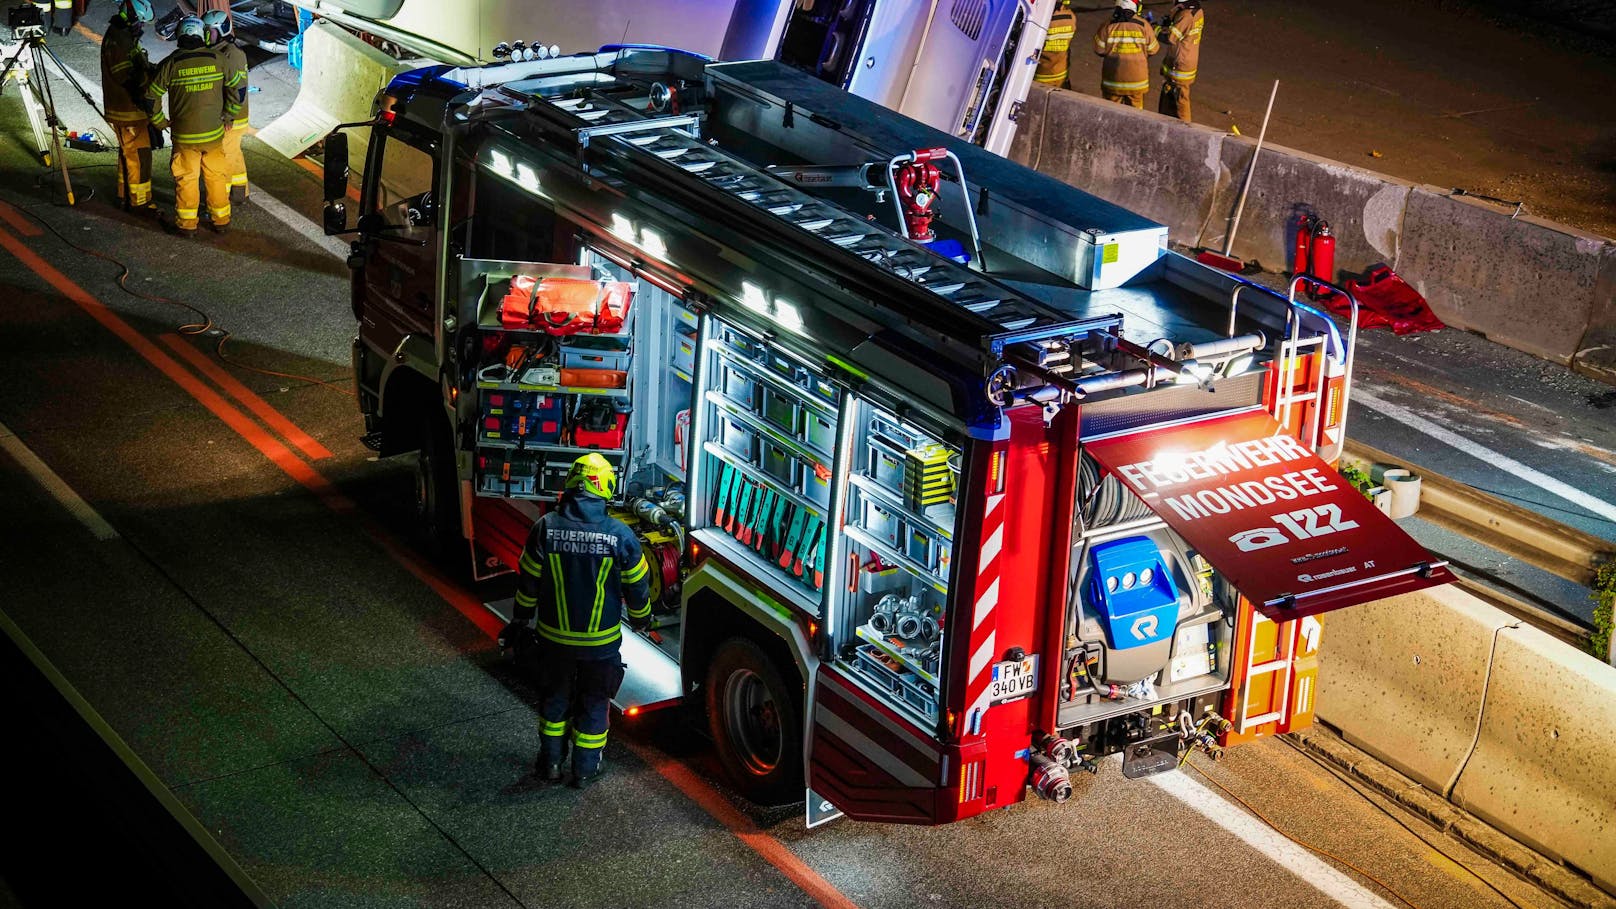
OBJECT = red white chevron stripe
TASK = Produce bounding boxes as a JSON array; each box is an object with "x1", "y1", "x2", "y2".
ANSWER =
[{"x1": 963, "y1": 490, "x2": 1006, "y2": 734}]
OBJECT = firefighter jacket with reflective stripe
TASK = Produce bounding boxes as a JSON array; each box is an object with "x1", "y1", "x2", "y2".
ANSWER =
[
  {"x1": 513, "y1": 494, "x2": 651, "y2": 658},
  {"x1": 215, "y1": 39, "x2": 249, "y2": 127},
  {"x1": 1092, "y1": 13, "x2": 1159, "y2": 94},
  {"x1": 146, "y1": 44, "x2": 229, "y2": 146},
  {"x1": 1035, "y1": 7, "x2": 1077, "y2": 86},
  {"x1": 1158, "y1": 3, "x2": 1204, "y2": 84},
  {"x1": 100, "y1": 17, "x2": 150, "y2": 124}
]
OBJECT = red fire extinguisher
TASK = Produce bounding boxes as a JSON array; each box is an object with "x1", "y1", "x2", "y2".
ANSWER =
[
  {"x1": 1308, "y1": 219, "x2": 1336, "y2": 289},
  {"x1": 1293, "y1": 217, "x2": 1313, "y2": 277}
]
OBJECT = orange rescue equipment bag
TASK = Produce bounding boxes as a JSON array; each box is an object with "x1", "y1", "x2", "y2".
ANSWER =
[{"x1": 498, "y1": 276, "x2": 632, "y2": 335}]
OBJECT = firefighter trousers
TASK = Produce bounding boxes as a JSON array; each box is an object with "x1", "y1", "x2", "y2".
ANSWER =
[
  {"x1": 113, "y1": 121, "x2": 153, "y2": 208},
  {"x1": 1102, "y1": 89, "x2": 1145, "y2": 109},
  {"x1": 222, "y1": 124, "x2": 249, "y2": 194},
  {"x1": 532, "y1": 644, "x2": 625, "y2": 777},
  {"x1": 1159, "y1": 80, "x2": 1193, "y2": 122},
  {"x1": 170, "y1": 142, "x2": 231, "y2": 230}
]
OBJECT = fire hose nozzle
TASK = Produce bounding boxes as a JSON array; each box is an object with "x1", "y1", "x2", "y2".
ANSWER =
[{"x1": 1029, "y1": 752, "x2": 1073, "y2": 803}]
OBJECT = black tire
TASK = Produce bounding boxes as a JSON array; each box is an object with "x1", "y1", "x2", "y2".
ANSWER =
[
  {"x1": 412, "y1": 408, "x2": 462, "y2": 567},
  {"x1": 705, "y1": 636, "x2": 804, "y2": 806}
]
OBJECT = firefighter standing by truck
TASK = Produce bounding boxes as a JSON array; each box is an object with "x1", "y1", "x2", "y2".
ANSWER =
[
  {"x1": 499, "y1": 454, "x2": 652, "y2": 788},
  {"x1": 202, "y1": 9, "x2": 249, "y2": 200},
  {"x1": 1157, "y1": 0, "x2": 1204, "y2": 122},
  {"x1": 146, "y1": 16, "x2": 235, "y2": 236},
  {"x1": 1092, "y1": 0, "x2": 1158, "y2": 108},
  {"x1": 1035, "y1": 1, "x2": 1076, "y2": 89},
  {"x1": 100, "y1": 0, "x2": 158, "y2": 212}
]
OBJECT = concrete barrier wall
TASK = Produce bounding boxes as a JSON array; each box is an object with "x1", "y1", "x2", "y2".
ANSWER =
[
  {"x1": 1316, "y1": 585, "x2": 1616, "y2": 893},
  {"x1": 1578, "y1": 247, "x2": 1616, "y2": 382},
  {"x1": 1451, "y1": 624, "x2": 1616, "y2": 893},
  {"x1": 1315, "y1": 586, "x2": 1513, "y2": 795},
  {"x1": 1396, "y1": 187, "x2": 1607, "y2": 364},
  {"x1": 1205, "y1": 138, "x2": 1412, "y2": 277},
  {"x1": 1009, "y1": 85, "x2": 1225, "y2": 243},
  {"x1": 1011, "y1": 85, "x2": 1616, "y2": 379}
]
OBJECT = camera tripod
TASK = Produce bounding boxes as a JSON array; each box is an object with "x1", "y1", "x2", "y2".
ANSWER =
[{"x1": 0, "y1": 31, "x2": 109, "y2": 206}]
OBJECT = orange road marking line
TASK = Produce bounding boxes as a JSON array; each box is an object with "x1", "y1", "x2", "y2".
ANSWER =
[
  {"x1": 0, "y1": 223, "x2": 502, "y2": 642},
  {"x1": 0, "y1": 199, "x2": 43, "y2": 237},
  {"x1": 0, "y1": 224, "x2": 859, "y2": 909},
  {"x1": 74, "y1": 21, "x2": 101, "y2": 45},
  {"x1": 625, "y1": 737, "x2": 860, "y2": 909},
  {"x1": 158, "y1": 333, "x2": 335, "y2": 461}
]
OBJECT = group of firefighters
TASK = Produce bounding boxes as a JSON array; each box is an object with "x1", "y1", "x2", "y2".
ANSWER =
[
  {"x1": 99, "y1": 0, "x2": 249, "y2": 236},
  {"x1": 1039, "y1": 0, "x2": 1205, "y2": 122}
]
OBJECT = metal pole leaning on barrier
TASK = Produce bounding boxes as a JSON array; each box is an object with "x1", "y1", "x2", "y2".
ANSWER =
[{"x1": 1222, "y1": 79, "x2": 1278, "y2": 258}]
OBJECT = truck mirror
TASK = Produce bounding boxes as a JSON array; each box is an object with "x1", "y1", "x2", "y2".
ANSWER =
[
  {"x1": 323, "y1": 132, "x2": 350, "y2": 205},
  {"x1": 323, "y1": 199, "x2": 348, "y2": 236}
]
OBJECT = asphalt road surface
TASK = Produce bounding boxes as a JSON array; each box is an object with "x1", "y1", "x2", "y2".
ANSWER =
[{"x1": 0, "y1": 14, "x2": 1610, "y2": 909}]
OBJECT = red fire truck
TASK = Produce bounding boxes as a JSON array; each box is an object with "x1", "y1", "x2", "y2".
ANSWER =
[{"x1": 323, "y1": 46, "x2": 1454, "y2": 825}]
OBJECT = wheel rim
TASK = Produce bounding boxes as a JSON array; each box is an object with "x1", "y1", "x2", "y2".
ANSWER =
[{"x1": 722, "y1": 667, "x2": 782, "y2": 776}]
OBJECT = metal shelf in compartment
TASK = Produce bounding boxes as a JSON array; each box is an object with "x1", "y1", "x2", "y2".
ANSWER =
[
  {"x1": 474, "y1": 378, "x2": 631, "y2": 398},
  {"x1": 854, "y1": 623, "x2": 939, "y2": 686},
  {"x1": 847, "y1": 474, "x2": 954, "y2": 542},
  {"x1": 475, "y1": 440, "x2": 628, "y2": 455},
  {"x1": 704, "y1": 390, "x2": 832, "y2": 466},
  {"x1": 710, "y1": 346, "x2": 838, "y2": 423},
  {"x1": 842, "y1": 525, "x2": 948, "y2": 595}
]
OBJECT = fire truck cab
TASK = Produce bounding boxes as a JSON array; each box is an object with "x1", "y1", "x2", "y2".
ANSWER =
[{"x1": 327, "y1": 46, "x2": 1453, "y2": 825}]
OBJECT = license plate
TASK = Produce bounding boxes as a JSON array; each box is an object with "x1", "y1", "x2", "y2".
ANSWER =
[{"x1": 989, "y1": 655, "x2": 1039, "y2": 704}]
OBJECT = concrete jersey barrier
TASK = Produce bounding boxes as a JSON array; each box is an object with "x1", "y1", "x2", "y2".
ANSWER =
[
  {"x1": 1451, "y1": 623, "x2": 1616, "y2": 893},
  {"x1": 1315, "y1": 585, "x2": 1513, "y2": 795},
  {"x1": 1203, "y1": 137, "x2": 1412, "y2": 277},
  {"x1": 1395, "y1": 186, "x2": 1607, "y2": 365},
  {"x1": 1010, "y1": 84, "x2": 1616, "y2": 381},
  {"x1": 258, "y1": 19, "x2": 408, "y2": 159}
]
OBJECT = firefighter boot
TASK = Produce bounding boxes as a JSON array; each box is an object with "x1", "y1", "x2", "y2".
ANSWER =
[
  {"x1": 534, "y1": 718, "x2": 568, "y2": 785},
  {"x1": 569, "y1": 729, "x2": 607, "y2": 789}
]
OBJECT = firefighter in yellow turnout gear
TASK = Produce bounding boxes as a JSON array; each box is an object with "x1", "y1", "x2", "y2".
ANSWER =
[
  {"x1": 1035, "y1": 1, "x2": 1076, "y2": 89},
  {"x1": 499, "y1": 454, "x2": 652, "y2": 788},
  {"x1": 1092, "y1": 0, "x2": 1158, "y2": 108},
  {"x1": 202, "y1": 9, "x2": 248, "y2": 199},
  {"x1": 100, "y1": 1, "x2": 156, "y2": 211},
  {"x1": 1157, "y1": 1, "x2": 1204, "y2": 122},
  {"x1": 147, "y1": 16, "x2": 234, "y2": 235}
]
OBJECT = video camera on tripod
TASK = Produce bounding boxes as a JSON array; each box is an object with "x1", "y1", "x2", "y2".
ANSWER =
[
  {"x1": 2, "y1": 2, "x2": 114, "y2": 204},
  {"x1": 5, "y1": 3, "x2": 46, "y2": 42}
]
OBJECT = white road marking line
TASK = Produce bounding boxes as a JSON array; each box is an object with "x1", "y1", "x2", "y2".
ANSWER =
[
  {"x1": 247, "y1": 184, "x2": 350, "y2": 260},
  {"x1": 55, "y1": 59, "x2": 347, "y2": 261},
  {"x1": 1148, "y1": 769, "x2": 1399, "y2": 909},
  {"x1": 1354, "y1": 387, "x2": 1616, "y2": 525},
  {"x1": 0, "y1": 421, "x2": 119, "y2": 541}
]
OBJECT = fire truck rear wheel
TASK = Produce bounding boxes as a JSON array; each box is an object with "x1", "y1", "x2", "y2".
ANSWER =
[{"x1": 706, "y1": 636, "x2": 802, "y2": 805}]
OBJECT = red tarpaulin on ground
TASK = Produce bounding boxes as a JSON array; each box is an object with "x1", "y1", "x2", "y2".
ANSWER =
[{"x1": 1317, "y1": 264, "x2": 1445, "y2": 335}]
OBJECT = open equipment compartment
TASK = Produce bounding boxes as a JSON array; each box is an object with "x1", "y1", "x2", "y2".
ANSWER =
[
  {"x1": 833, "y1": 402, "x2": 961, "y2": 725},
  {"x1": 465, "y1": 257, "x2": 636, "y2": 502},
  {"x1": 693, "y1": 315, "x2": 842, "y2": 607}
]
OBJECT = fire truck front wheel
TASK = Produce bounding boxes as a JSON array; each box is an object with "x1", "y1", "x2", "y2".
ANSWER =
[
  {"x1": 412, "y1": 409, "x2": 460, "y2": 565},
  {"x1": 706, "y1": 636, "x2": 803, "y2": 805}
]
